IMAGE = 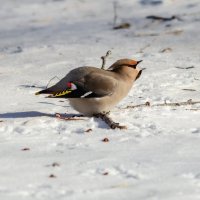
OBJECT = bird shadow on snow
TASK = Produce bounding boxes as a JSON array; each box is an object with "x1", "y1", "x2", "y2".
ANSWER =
[
  {"x1": 0, "y1": 111, "x2": 110, "y2": 129},
  {"x1": 0, "y1": 111, "x2": 86, "y2": 120},
  {"x1": 20, "y1": 85, "x2": 45, "y2": 89},
  {"x1": 0, "y1": 111, "x2": 80, "y2": 119},
  {"x1": 0, "y1": 111, "x2": 55, "y2": 119},
  {"x1": 92, "y1": 117, "x2": 110, "y2": 129}
]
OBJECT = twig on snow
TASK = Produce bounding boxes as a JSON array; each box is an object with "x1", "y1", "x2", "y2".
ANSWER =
[
  {"x1": 160, "y1": 47, "x2": 172, "y2": 53},
  {"x1": 137, "y1": 38, "x2": 157, "y2": 53},
  {"x1": 112, "y1": 1, "x2": 131, "y2": 30},
  {"x1": 101, "y1": 50, "x2": 111, "y2": 69},
  {"x1": 113, "y1": 1, "x2": 118, "y2": 28},
  {"x1": 146, "y1": 15, "x2": 183, "y2": 22},
  {"x1": 113, "y1": 23, "x2": 131, "y2": 30},
  {"x1": 186, "y1": 109, "x2": 200, "y2": 111},
  {"x1": 194, "y1": 77, "x2": 200, "y2": 81},
  {"x1": 124, "y1": 99, "x2": 200, "y2": 109},
  {"x1": 182, "y1": 89, "x2": 196, "y2": 92},
  {"x1": 137, "y1": 43, "x2": 151, "y2": 53},
  {"x1": 46, "y1": 76, "x2": 61, "y2": 89},
  {"x1": 55, "y1": 113, "x2": 85, "y2": 120},
  {"x1": 175, "y1": 66, "x2": 194, "y2": 69}
]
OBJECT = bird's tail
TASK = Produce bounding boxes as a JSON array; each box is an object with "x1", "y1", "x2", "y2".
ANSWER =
[
  {"x1": 35, "y1": 88, "x2": 54, "y2": 95},
  {"x1": 35, "y1": 86, "x2": 73, "y2": 98}
]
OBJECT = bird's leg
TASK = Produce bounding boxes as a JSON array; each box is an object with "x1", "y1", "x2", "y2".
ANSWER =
[
  {"x1": 55, "y1": 113, "x2": 85, "y2": 121},
  {"x1": 94, "y1": 113, "x2": 127, "y2": 129}
]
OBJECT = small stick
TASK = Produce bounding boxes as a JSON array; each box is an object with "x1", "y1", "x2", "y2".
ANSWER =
[
  {"x1": 182, "y1": 89, "x2": 196, "y2": 91},
  {"x1": 113, "y1": 23, "x2": 131, "y2": 30},
  {"x1": 112, "y1": 1, "x2": 131, "y2": 30},
  {"x1": 55, "y1": 113, "x2": 84, "y2": 121},
  {"x1": 175, "y1": 66, "x2": 194, "y2": 69},
  {"x1": 46, "y1": 76, "x2": 61, "y2": 88},
  {"x1": 125, "y1": 101, "x2": 150, "y2": 109},
  {"x1": 113, "y1": 1, "x2": 118, "y2": 28},
  {"x1": 124, "y1": 99, "x2": 200, "y2": 109},
  {"x1": 138, "y1": 43, "x2": 151, "y2": 53},
  {"x1": 186, "y1": 109, "x2": 200, "y2": 111},
  {"x1": 137, "y1": 38, "x2": 157, "y2": 53},
  {"x1": 94, "y1": 113, "x2": 127, "y2": 129},
  {"x1": 101, "y1": 50, "x2": 111, "y2": 69},
  {"x1": 146, "y1": 15, "x2": 182, "y2": 21}
]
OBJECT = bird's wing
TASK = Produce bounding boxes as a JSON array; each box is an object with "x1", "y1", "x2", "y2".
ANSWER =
[
  {"x1": 49, "y1": 72, "x2": 118, "y2": 98},
  {"x1": 35, "y1": 67, "x2": 97, "y2": 96}
]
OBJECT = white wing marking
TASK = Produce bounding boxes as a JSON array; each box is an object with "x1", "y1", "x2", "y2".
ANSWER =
[{"x1": 81, "y1": 91, "x2": 93, "y2": 98}]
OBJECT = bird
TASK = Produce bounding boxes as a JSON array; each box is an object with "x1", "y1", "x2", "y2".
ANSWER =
[{"x1": 35, "y1": 59, "x2": 143, "y2": 116}]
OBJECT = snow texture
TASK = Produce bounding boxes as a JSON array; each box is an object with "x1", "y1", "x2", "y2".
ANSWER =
[{"x1": 0, "y1": 0, "x2": 200, "y2": 199}]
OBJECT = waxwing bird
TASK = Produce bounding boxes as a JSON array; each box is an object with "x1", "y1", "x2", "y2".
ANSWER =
[{"x1": 35, "y1": 59, "x2": 143, "y2": 118}]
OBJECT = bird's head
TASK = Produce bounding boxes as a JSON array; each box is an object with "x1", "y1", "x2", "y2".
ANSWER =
[{"x1": 108, "y1": 59, "x2": 143, "y2": 81}]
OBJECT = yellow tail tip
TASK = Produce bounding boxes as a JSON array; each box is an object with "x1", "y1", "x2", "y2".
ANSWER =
[{"x1": 35, "y1": 92, "x2": 40, "y2": 95}]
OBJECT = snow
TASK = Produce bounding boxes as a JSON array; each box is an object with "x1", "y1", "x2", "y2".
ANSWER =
[{"x1": 0, "y1": 0, "x2": 200, "y2": 199}]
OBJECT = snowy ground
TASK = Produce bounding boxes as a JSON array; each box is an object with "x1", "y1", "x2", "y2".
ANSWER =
[{"x1": 0, "y1": 0, "x2": 200, "y2": 199}]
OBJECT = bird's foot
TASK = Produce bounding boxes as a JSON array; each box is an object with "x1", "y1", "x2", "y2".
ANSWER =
[
  {"x1": 110, "y1": 122, "x2": 127, "y2": 130},
  {"x1": 94, "y1": 113, "x2": 127, "y2": 130},
  {"x1": 55, "y1": 113, "x2": 85, "y2": 121}
]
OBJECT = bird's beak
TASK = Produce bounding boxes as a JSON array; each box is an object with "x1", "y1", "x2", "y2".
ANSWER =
[
  {"x1": 136, "y1": 69, "x2": 142, "y2": 80},
  {"x1": 137, "y1": 60, "x2": 143, "y2": 65}
]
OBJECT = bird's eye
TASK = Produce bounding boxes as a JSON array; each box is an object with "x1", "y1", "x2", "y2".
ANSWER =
[
  {"x1": 132, "y1": 65, "x2": 137, "y2": 69},
  {"x1": 129, "y1": 64, "x2": 137, "y2": 69},
  {"x1": 127, "y1": 64, "x2": 137, "y2": 68}
]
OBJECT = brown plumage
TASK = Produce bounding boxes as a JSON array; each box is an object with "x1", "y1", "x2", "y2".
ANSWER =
[{"x1": 35, "y1": 58, "x2": 143, "y2": 116}]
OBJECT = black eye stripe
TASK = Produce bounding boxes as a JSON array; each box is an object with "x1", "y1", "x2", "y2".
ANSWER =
[
  {"x1": 128, "y1": 64, "x2": 137, "y2": 68},
  {"x1": 118, "y1": 64, "x2": 137, "y2": 68}
]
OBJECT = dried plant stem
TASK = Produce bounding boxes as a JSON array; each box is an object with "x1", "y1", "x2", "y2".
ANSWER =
[
  {"x1": 186, "y1": 109, "x2": 200, "y2": 111},
  {"x1": 101, "y1": 50, "x2": 111, "y2": 69},
  {"x1": 94, "y1": 113, "x2": 127, "y2": 129},
  {"x1": 55, "y1": 113, "x2": 84, "y2": 121},
  {"x1": 46, "y1": 76, "x2": 60, "y2": 88},
  {"x1": 146, "y1": 15, "x2": 182, "y2": 22},
  {"x1": 113, "y1": 1, "x2": 118, "y2": 28},
  {"x1": 125, "y1": 99, "x2": 200, "y2": 109}
]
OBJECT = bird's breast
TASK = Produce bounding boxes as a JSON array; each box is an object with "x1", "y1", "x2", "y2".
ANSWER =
[{"x1": 68, "y1": 81, "x2": 133, "y2": 116}]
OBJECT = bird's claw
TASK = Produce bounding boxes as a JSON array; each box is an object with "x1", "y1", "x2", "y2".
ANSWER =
[{"x1": 111, "y1": 122, "x2": 127, "y2": 129}]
